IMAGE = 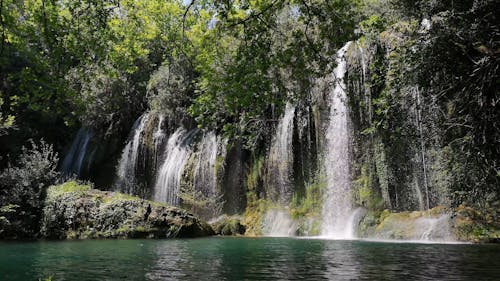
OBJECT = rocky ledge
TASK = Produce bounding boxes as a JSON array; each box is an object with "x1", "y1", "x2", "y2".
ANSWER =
[
  {"x1": 210, "y1": 215, "x2": 246, "y2": 236},
  {"x1": 357, "y1": 206, "x2": 500, "y2": 243},
  {"x1": 40, "y1": 181, "x2": 214, "y2": 239}
]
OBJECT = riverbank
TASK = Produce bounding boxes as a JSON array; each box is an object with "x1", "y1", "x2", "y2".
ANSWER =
[
  {"x1": 1, "y1": 181, "x2": 214, "y2": 240},
  {"x1": 1, "y1": 181, "x2": 498, "y2": 243}
]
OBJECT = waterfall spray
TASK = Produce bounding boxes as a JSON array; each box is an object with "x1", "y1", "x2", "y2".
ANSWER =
[
  {"x1": 115, "y1": 113, "x2": 150, "y2": 193},
  {"x1": 267, "y1": 103, "x2": 296, "y2": 204},
  {"x1": 321, "y1": 42, "x2": 356, "y2": 239},
  {"x1": 61, "y1": 128, "x2": 92, "y2": 177},
  {"x1": 153, "y1": 128, "x2": 196, "y2": 205}
]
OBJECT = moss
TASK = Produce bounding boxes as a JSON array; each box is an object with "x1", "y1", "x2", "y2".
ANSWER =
[
  {"x1": 47, "y1": 181, "x2": 91, "y2": 196},
  {"x1": 284, "y1": 178, "x2": 325, "y2": 236},
  {"x1": 101, "y1": 193, "x2": 140, "y2": 204},
  {"x1": 0, "y1": 204, "x2": 19, "y2": 227},
  {"x1": 357, "y1": 206, "x2": 459, "y2": 240},
  {"x1": 214, "y1": 155, "x2": 225, "y2": 178},
  {"x1": 357, "y1": 210, "x2": 379, "y2": 237},
  {"x1": 41, "y1": 181, "x2": 214, "y2": 239},
  {"x1": 290, "y1": 179, "x2": 324, "y2": 220},
  {"x1": 373, "y1": 140, "x2": 391, "y2": 206},
  {"x1": 246, "y1": 155, "x2": 265, "y2": 192},
  {"x1": 134, "y1": 225, "x2": 147, "y2": 232},
  {"x1": 353, "y1": 163, "x2": 384, "y2": 210},
  {"x1": 179, "y1": 184, "x2": 224, "y2": 221},
  {"x1": 296, "y1": 218, "x2": 321, "y2": 236},
  {"x1": 243, "y1": 191, "x2": 270, "y2": 236},
  {"x1": 242, "y1": 154, "x2": 269, "y2": 236},
  {"x1": 453, "y1": 204, "x2": 500, "y2": 243},
  {"x1": 211, "y1": 215, "x2": 246, "y2": 236}
]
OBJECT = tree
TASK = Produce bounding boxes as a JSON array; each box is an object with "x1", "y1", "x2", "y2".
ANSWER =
[
  {"x1": 0, "y1": 140, "x2": 59, "y2": 238},
  {"x1": 189, "y1": 0, "x2": 360, "y2": 147}
]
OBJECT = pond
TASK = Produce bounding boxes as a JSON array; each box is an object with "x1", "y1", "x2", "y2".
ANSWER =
[{"x1": 1, "y1": 237, "x2": 499, "y2": 280}]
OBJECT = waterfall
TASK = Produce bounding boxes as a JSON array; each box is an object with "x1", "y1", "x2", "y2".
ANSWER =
[
  {"x1": 115, "y1": 113, "x2": 150, "y2": 193},
  {"x1": 267, "y1": 103, "x2": 296, "y2": 203},
  {"x1": 193, "y1": 131, "x2": 219, "y2": 197},
  {"x1": 418, "y1": 214, "x2": 453, "y2": 241},
  {"x1": 61, "y1": 128, "x2": 92, "y2": 177},
  {"x1": 413, "y1": 87, "x2": 430, "y2": 210},
  {"x1": 190, "y1": 131, "x2": 226, "y2": 218},
  {"x1": 153, "y1": 114, "x2": 166, "y2": 171},
  {"x1": 153, "y1": 128, "x2": 196, "y2": 206},
  {"x1": 321, "y1": 42, "x2": 355, "y2": 239},
  {"x1": 262, "y1": 209, "x2": 297, "y2": 237}
]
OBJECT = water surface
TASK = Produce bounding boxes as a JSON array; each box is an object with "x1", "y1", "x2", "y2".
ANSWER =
[{"x1": 0, "y1": 237, "x2": 498, "y2": 280}]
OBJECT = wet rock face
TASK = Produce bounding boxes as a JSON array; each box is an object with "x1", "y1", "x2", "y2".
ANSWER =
[
  {"x1": 210, "y1": 215, "x2": 246, "y2": 236},
  {"x1": 40, "y1": 182, "x2": 214, "y2": 239},
  {"x1": 357, "y1": 207, "x2": 455, "y2": 241}
]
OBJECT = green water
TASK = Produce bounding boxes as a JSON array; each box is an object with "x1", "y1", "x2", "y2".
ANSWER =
[{"x1": 0, "y1": 237, "x2": 499, "y2": 280}]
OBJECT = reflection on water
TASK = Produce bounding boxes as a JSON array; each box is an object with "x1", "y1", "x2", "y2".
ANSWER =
[
  {"x1": 322, "y1": 241, "x2": 361, "y2": 280},
  {"x1": 0, "y1": 237, "x2": 499, "y2": 281}
]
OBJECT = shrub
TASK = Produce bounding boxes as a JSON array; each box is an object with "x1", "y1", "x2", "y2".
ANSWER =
[
  {"x1": 0, "y1": 140, "x2": 59, "y2": 238},
  {"x1": 147, "y1": 57, "x2": 196, "y2": 127}
]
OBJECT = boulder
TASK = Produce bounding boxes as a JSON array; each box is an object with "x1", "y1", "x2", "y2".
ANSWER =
[
  {"x1": 40, "y1": 181, "x2": 214, "y2": 239},
  {"x1": 210, "y1": 215, "x2": 246, "y2": 236}
]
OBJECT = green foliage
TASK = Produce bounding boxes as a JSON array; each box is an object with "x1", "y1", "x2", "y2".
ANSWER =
[
  {"x1": 353, "y1": 164, "x2": 384, "y2": 210},
  {"x1": 453, "y1": 204, "x2": 500, "y2": 243},
  {"x1": 243, "y1": 192, "x2": 270, "y2": 236},
  {"x1": 360, "y1": 15, "x2": 387, "y2": 34},
  {"x1": 42, "y1": 181, "x2": 214, "y2": 239},
  {"x1": 179, "y1": 184, "x2": 225, "y2": 220},
  {"x1": 48, "y1": 181, "x2": 91, "y2": 196},
  {"x1": 416, "y1": 1, "x2": 500, "y2": 209},
  {"x1": 66, "y1": 63, "x2": 144, "y2": 137},
  {"x1": 352, "y1": 0, "x2": 499, "y2": 213},
  {"x1": 147, "y1": 57, "x2": 196, "y2": 127},
  {"x1": 0, "y1": 97, "x2": 15, "y2": 135},
  {"x1": 290, "y1": 180, "x2": 324, "y2": 219},
  {"x1": 0, "y1": 0, "x2": 498, "y2": 241},
  {"x1": 189, "y1": 0, "x2": 360, "y2": 147},
  {"x1": 0, "y1": 140, "x2": 59, "y2": 238},
  {"x1": 211, "y1": 215, "x2": 246, "y2": 236},
  {"x1": 246, "y1": 155, "x2": 265, "y2": 192},
  {"x1": 1, "y1": 0, "x2": 200, "y2": 154}
]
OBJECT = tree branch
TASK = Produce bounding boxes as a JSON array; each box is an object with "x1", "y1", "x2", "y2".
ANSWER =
[{"x1": 226, "y1": 0, "x2": 282, "y2": 29}]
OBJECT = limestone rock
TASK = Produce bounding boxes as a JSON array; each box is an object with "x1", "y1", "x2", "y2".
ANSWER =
[{"x1": 40, "y1": 182, "x2": 214, "y2": 239}]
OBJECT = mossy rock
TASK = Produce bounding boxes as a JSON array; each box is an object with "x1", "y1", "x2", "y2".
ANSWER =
[
  {"x1": 40, "y1": 181, "x2": 214, "y2": 239},
  {"x1": 358, "y1": 206, "x2": 455, "y2": 241},
  {"x1": 295, "y1": 217, "x2": 321, "y2": 236},
  {"x1": 452, "y1": 204, "x2": 500, "y2": 243},
  {"x1": 210, "y1": 215, "x2": 246, "y2": 236}
]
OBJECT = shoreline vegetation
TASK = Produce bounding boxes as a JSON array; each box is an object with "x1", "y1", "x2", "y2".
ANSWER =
[
  {"x1": 1, "y1": 0, "x2": 498, "y2": 244},
  {"x1": 2, "y1": 181, "x2": 498, "y2": 243}
]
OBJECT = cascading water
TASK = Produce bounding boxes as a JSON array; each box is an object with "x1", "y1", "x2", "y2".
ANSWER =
[
  {"x1": 153, "y1": 128, "x2": 197, "y2": 206},
  {"x1": 321, "y1": 42, "x2": 356, "y2": 239},
  {"x1": 412, "y1": 86, "x2": 430, "y2": 211},
  {"x1": 262, "y1": 209, "x2": 297, "y2": 237},
  {"x1": 193, "y1": 131, "x2": 219, "y2": 198},
  {"x1": 418, "y1": 214, "x2": 454, "y2": 241},
  {"x1": 61, "y1": 128, "x2": 92, "y2": 177},
  {"x1": 115, "y1": 113, "x2": 150, "y2": 193},
  {"x1": 153, "y1": 115, "x2": 166, "y2": 167},
  {"x1": 267, "y1": 103, "x2": 296, "y2": 204}
]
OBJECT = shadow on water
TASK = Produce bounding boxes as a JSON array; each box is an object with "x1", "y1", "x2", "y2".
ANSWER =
[{"x1": 0, "y1": 237, "x2": 499, "y2": 280}]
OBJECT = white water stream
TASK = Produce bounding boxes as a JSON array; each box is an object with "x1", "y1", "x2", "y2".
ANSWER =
[{"x1": 321, "y1": 42, "x2": 357, "y2": 239}]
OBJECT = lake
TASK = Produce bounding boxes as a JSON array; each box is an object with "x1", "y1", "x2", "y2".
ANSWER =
[{"x1": 0, "y1": 237, "x2": 499, "y2": 280}]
